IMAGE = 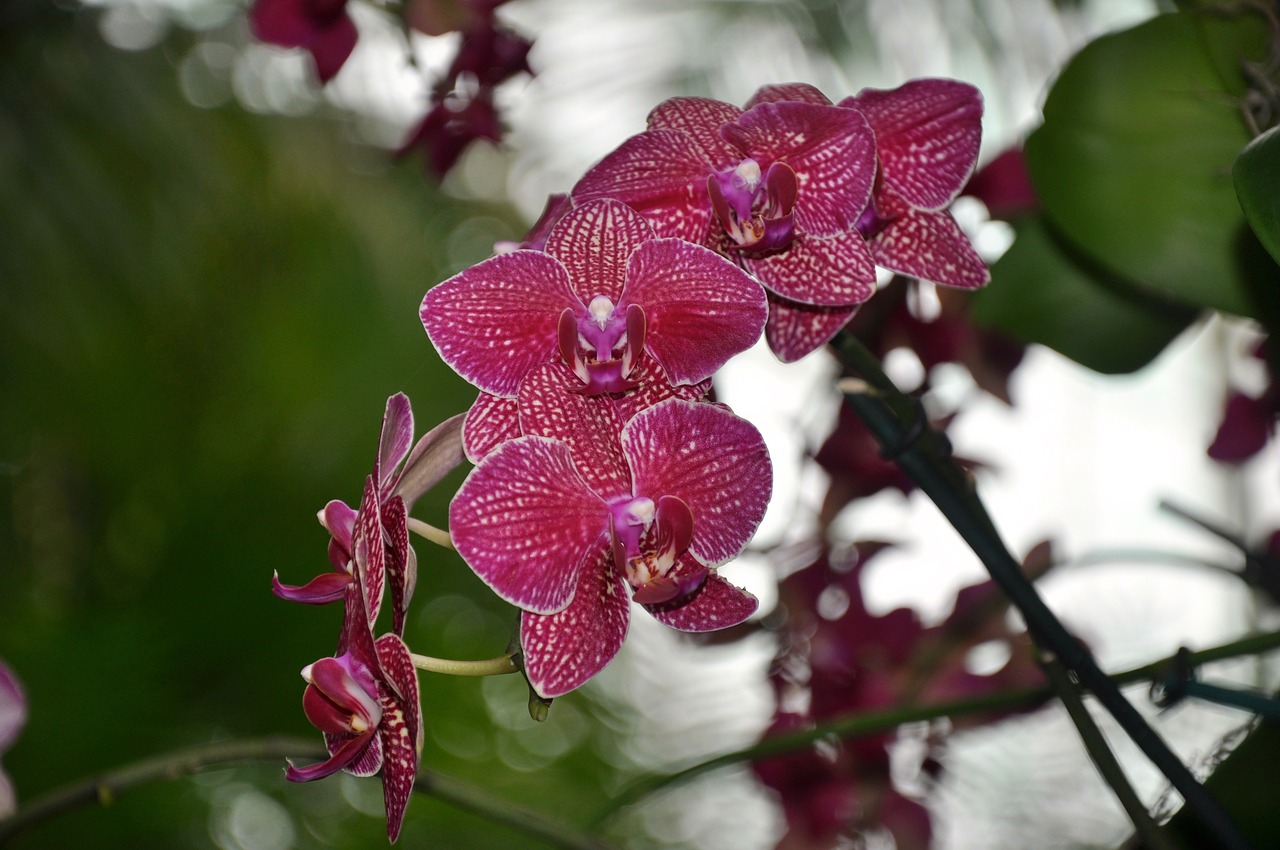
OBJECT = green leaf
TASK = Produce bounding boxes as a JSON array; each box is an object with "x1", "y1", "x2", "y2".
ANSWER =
[
  {"x1": 1235, "y1": 124, "x2": 1280, "y2": 267},
  {"x1": 1024, "y1": 11, "x2": 1269, "y2": 317},
  {"x1": 972, "y1": 217, "x2": 1195, "y2": 374}
]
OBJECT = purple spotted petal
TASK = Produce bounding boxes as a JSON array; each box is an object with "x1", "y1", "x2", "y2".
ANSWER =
[
  {"x1": 462, "y1": 392, "x2": 520, "y2": 462},
  {"x1": 871, "y1": 205, "x2": 989, "y2": 289},
  {"x1": 286, "y1": 730, "x2": 379, "y2": 782},
  {"x1": 518, "y1": 362, "x2": 631, "y2": 499},
  {"x1": 742, "y1": 229, "x2": 876, "y2": 306},
  {"x1": 622, "y1": 400, "x2": 771, "y2": 566},
  {"x1": 764, "y1": 294, "x2": 859, "y2": 363},
  {"x1": 421, "y1": 251, "x2": 580, "y2": 397},
  {"x1": 374, "y1": 633, "x2": 421, "y2": 843},
  {"x1": 450, "y1": 436, "x2": 611, "y2": 614},
  {"x1": 622, "y1": 238, "x2": 767, "y2": 385},
  {"x1": 382, "y1": 497, "x2": 415, "y2": 637},
  {"x1": 376, "y1": 393, "x2": 414, "y2": 497},
  {"x1": 393, "y1": 412, "x2": 465, "y2": 509},
  {"x1": 722, "y1": 102, "x2": 876, "y2": 237},
  {"x1": 272, "y1": 569, "x2": 351, "y2": 604},
  {"x1": 645, "y1": 572, "x2": 759, "y2": 632},
  {"x1": 520, "y1": 546, "x2": 631, "y2": 698},
  {"x1": 572, "y1": 130, "x2": 716, "y2": 245},
  {"x1": 646, "y1": 96, "x2": 743, "y2": 165},
  {"x1": 611, "y1": 357, "x2": 712, "y2": 423},
  {"x1": 747, "y1": 83, "x2": 833, "y2": 108},
  {"x1": 544, "y1": 199, "x2": 656, "y2": 304},
  {"x1": 842, "y1": 78, "x2": 983, "y2": 211},
  {"x1": 352, "y1": 476, "x2": 385, "y2": 628}
]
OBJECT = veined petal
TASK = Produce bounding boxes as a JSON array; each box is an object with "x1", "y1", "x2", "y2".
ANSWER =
[
  {"x1": 520, "y1": 546, "x2": 631, "y2": 698},
  {"x1": 870, "y1": 206, "x2": 989, "y2": 289},
  {"x1": 463, "y1": 392, "x2": 521, "y2": 463},
  {"x1": 622, "y1": 238, "x2": 767, "y2": 386},
  {"x1": 572, "y1": 130, "x2": 716, "y2": 245},
  {"x1": 285, "y1": 731, "x2": 379, "y2": 782},
  {"x1": 610, "y1": 357, "x2": 712, "y2": 424},
  {"x1": 352, "y1": 476, "x2": 385, "y2": 628},
  {"x1": 376, "y1": 393, "x2": 414, "y2": 497},
  {"x1": 742, "y1": 229, "x2": 876, "y2": 306},
  {"x1": 450, "y1": 436, "x2": 611, "y2": 614},
  {"x1": 842, "y1": 78, "x2": 983, "y2": 211},
  {"x1": 646, "y1": 96, "x2": 743, "y2": 165},
  {"x1": 622, "y1": 400, "x2": 771, "y2": 566},
  {"x1": 374, "y1": 634, "x2": 422, "y2": 843},
  {"x1": 747, "y1": 83, "x2": 833, "y2": 108},
  {"x1": 544, "y1": 199, "x2": 656, "y2": 305},
  {"x1": 723, "y1": 102, "x2": 876, "y2": 236},
  {"x1": 382, "y1": 497, "x2": 415, "y2": 637},
  {"x1": 764, "y1": 294, "x2": 859, "y2": 363},
  {"x1": 645, "y1": 572, "x2": 758, "y2": 632},
  {"x1": 421, "y1": 251, "x2": 579, "y2": 397},
  {"x1": 517, "y1": 362, "x2": 631, "y2": 499}
]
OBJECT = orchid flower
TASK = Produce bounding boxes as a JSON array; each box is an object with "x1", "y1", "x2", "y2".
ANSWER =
[
  {"x1": 448, "y1": 398, "x2": 770, "y2": 697},
  {"x1": 249, "y1": 0, "x2": 357, "y2": 84}
]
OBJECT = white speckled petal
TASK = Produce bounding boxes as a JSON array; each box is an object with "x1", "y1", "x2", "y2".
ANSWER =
[
  {"x1": 572, "y1": 129, "x2": 716, "y2": 246},
  {"x1": 421, "y1": 251, "x2": 579, "y2": 397},
  {"x1": 623, "y1": 238, "x2": 766, "y2": 386},
  {"x1": 622, "y1": 400, "x2": 771, "y2": 566},
  {"x1": 872, "y1": 207, "x2": 989, "y2": 290},
  {"x1": 841, "y1": 78, "x2": 983, "y2": 211},
  {"x1": 374, "y1": 633, "x2": 421, "y2": 843},
  {"x1": 764, "y1": 294, "x2": 859, "y2": 363},
  {"x1": 722, "y1": 101, "x2": 876, "y2": 237},
  {"x1": 520, "y1": 546, "x2": 631, "y2": 698},
  {"x1": 376, "y1": 393, "x2": 414, "y2": 496},
  {"x1": 645, "y1": 572, "x2": 759, "y2": 632},
  {"x1": 646, "y1": 96, "x2": 743, "y2": 164},
  {"x1": 544, "y1": 199, "x2": 656, "y2": 304},
  {"x1": 610, "y1": 357, "x2": 711, "y2": 424},
  {"x1": 746, "y1": 83, "x2": 832, "y2": 108},
  {"x1": 743, "y1": 229, "x2": 876, "y2": 306},
  {"x1": 450, "y1": 436, "x2": 610, "y2": 614},
  {"x1": 462, "y1": 392, "x2": 521, "y2": 463}
]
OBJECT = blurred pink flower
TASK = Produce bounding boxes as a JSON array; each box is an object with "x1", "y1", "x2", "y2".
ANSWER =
[{"x1": 0, "y1": 661, "x2": 25, "y2": 818}]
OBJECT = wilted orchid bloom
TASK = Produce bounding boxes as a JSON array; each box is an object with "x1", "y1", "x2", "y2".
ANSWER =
[
  {"x1": 274, "y1": 393, "x2": 464, "y2": 636},
  {"x1": 286, "y1": 493, "x2": 423, "y2": 843},
  {"x1": 449, "y1": 398, "x2": 770, "y2": 697},
  {"x1": 0, "y1": 661, "x2": 26, "y2": 818},
  {"x1": 422, "y1": 199, "x2": 767, "y2": 399},
  {"x1": 573, "y1": 92, "x2": 879, "y2": 363},
  {"x1": 249, "y1": 0, "x2": 357, "y2": 84}
]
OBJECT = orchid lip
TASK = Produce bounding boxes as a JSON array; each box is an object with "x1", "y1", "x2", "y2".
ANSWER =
[
  {"x1": 708, "y1": 160, "x2": 799, "y2": 253},
  {"x1": 557, "y1": 304, "x2": 648, "y2": 396}
]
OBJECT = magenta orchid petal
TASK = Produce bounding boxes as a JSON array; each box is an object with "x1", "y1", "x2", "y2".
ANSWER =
[
  {"x1": 517, "y1": 362, "x2": 632, "y2": 498},
  {"x1": 450, "y1": 436, "x2": 611, "y2": 614},
  {"x1": 842, "y1": 78, "x2": 983, "y2": 211},
  {"x1": 722, "y1": 101, "x2": 877, "y2": 237},
  {"x1": 622, "y1": 400, "x2": 771, "y2": 566},
  {"x1": 764, "y1": 294, "x2": 860, "y2": 362},
  {"x1": 319, "y1": 499, "x2": 356, "y2": 564},
  {"x1": 393, "y1": 411, "x2": 465, "y2": 509},
  {"x1": 572, "y1": 130, "x2": 717, "y2": 245},
  {"x1": 272, "y1": 570, "x2": 351, "y2": 605},
  {"x1": 743, "y1": 229, "x2": 876, "y2": 306},
  {"x1": 352, "y1": 476, "x2": 386, "y2": 628},
  {"x1": 376, "y1": 393, "x2": 415, "y2": 496},
  {"x1": 611, "y1": 357, "x2": 712, "y2": 423},
  {"x1": 286, "y1": 730, "x2": 379, "y2": 782},
  {"x1": 645, "y1": 572, "x2": 759, "y2": 631},
  {"x1": 421, "y1": 250, "x2": 580, "y2": 397},
  {"x1": 871, "y1": 205, "x2": 990, "y2": 289},
  {"x1": 646, "y1": 97, "x2": 744, "y2": 164},
  {"x1": 545, "y1": 199, "x2": 656, "y2": 304},
  {"x1": 520, "y1": 546, "x2": 632, "y2": 698},
  {"x1": 0, "y1": 663, "x2": 25, "y2": 754},
  {"x1": 747, "y1": 82, "x2": 833, "y2": 108},
  {"x1": 250, "y1": 0, "x2": 357, "y2": 84},
  {"x1": 462, "y1": 392, "x2": 521, "y2": 462},
  {"x1": 382, "y1": 497, "x2": 415, "y2": 637},
  {"x1": 621, "y1": 238, "x2": 767, "y2": 385},
  {"x1": 1209, "y1": 391, "x2": 1274, "y2": 463},
  {"x1": 373, "y1": 633, "x2": 422, "y2": 843}
]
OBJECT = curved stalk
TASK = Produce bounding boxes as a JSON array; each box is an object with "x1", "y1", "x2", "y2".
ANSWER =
[
  {"x1": 407, "y1": 517, "x2": 454, "y2": 550},
  {"x1": 411, "y1": 652, "x2": 519, "y2": 676}
]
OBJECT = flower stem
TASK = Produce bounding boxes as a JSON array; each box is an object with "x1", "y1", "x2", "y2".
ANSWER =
[
  {"x1": 592, "y1": 629, "x2": 1280, "y2": 825},
  {"x1": 829, "y1": 330, "x2": 1253, "y2": 850},
  {"x1": 407, "y1": 517, "x2": 454, "y2": 550},
  {"x1": 411, "y1": 652, "x2": 518, "y2": 676}
]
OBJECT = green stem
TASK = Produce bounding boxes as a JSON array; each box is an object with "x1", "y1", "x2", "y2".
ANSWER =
[
  {"x1": 592, "y1": 629, "x2": 1280, "y2": 824},
  {"x1": 1040, "y1": 654, "x2": 1181, "y2": 850},
  {"x1": 830, "y1": 331, "x2": 1252, "y2": 850},
  {"x1": 411, "y1": 652, "x2": 519, "y2": 676},
  {"x1": 407, "y1": 517, "x2": 455, "y2": 550},
  {"x1": 415, "y1": 771, "x2": 615, "y2": 850}
]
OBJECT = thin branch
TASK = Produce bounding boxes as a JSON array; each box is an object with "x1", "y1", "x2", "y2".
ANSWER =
[
  {"x1": 407, "y1": 517, "x2": 454, "y2": 550},
  {"x1": 411, "y1": 652, "x2": 518, "y2": 676}
]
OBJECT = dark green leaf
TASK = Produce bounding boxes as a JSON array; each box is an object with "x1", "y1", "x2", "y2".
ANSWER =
[
  {"x1": 1235, "y1": 124, "x2": 1280, "y2": 267},
  {"x1": 972, "y1": 217, "x2": 1195, "y2": 374},
  {"x1": 1025, "y1": 11, "x2": 1269, "y2": 317}
]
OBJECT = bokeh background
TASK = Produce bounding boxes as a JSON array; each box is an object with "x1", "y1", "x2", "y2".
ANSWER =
[{"x1": 2, "y1": 0, "x2": 1276, "y2": 848}]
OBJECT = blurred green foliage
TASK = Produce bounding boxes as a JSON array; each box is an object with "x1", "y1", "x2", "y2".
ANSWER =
[{"x1": 0, "y1": 5, "x2": 618, "y2": 847}]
